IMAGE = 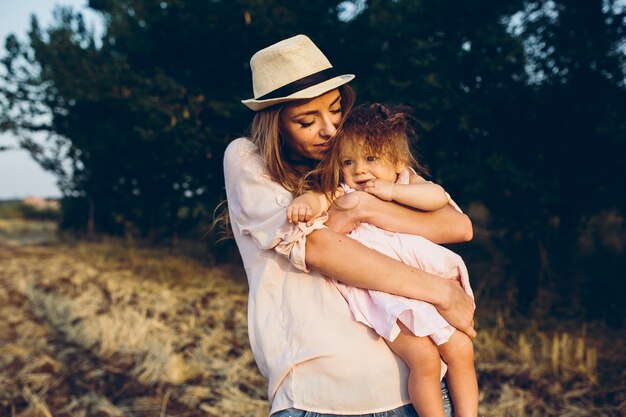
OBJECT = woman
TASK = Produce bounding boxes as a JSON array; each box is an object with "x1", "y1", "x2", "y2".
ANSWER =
[{"x1": 223, "y1": 34, "x2": 475, "y2": 417}]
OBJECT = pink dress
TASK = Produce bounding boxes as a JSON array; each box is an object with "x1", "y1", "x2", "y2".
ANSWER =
[{"x1": 333, "y1": 170, "x2": 474, "y2": 345}]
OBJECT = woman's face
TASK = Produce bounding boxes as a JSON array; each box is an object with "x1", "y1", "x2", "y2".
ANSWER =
[{"x1": 279, "y1": 89, "x2": 343, "y2": 161}]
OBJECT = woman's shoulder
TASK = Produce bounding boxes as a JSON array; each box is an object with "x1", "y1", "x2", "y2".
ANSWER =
[
  {"x1": 223, "y1": 137, "x2": 268, "y2": 180},
  {"x1": 225, "y1": 137, "x2": 257, "y2": 157},
  {"x1": 224, "y1": 137, "x2": 262, "y2": 166}
]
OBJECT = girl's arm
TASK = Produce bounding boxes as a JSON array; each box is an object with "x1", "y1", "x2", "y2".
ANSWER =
[
  {"x1": 363, "y1": 179, "x2": 449, "y2": 211},
  {"x1": 287, "y1": 191, "x2": 330, "y2": 225},
  {"x1": 306, "y1": 227, "x2": 476, "y2": 338},
  {"x1": 326, "y1": 190, "x2": 473, "y2": 244}
]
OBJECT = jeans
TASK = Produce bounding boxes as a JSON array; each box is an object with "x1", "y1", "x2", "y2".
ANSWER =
[{"x1": 271, "y1": 379, "x2": 453, "y2": 417}]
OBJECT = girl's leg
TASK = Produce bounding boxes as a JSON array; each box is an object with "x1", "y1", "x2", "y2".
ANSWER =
[
  {"x1": 437, "y1": 331, "x2": 478, "y2": 417},
  {"x1": 387, "y1": 321, "x2": 446, "y2": 417}
]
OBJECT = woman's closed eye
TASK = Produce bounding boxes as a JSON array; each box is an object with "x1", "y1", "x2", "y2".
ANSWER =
[{"x1": 298, "y1": 119, "x2": 315, "y2": 128}]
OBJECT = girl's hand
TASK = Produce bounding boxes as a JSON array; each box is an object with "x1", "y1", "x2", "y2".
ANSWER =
[
  {"x1": 362, "y1": 179, "x2": 395, "y2": 201},
  {"x1": 287, "y1": 202, "x2": 314, "y2": 225}
]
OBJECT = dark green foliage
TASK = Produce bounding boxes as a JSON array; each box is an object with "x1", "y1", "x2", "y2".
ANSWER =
[{"x1": 1, "y1": 0, "x2": 625, "y2": 322}]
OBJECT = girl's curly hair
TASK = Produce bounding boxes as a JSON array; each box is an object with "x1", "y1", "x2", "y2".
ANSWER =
[
  {"x1": 340, "y1": 103, "x2": 420, "y2": 168},
  {"x1": 317, "y1": 103, "x2": 425, "y2": 198}
]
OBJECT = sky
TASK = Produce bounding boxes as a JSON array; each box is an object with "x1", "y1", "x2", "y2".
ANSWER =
[{"x1": 0, "y1": 0, "x2": 101, "y2": 200}]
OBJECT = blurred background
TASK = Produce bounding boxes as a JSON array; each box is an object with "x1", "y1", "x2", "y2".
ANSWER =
[{"x1": 0, "y1": 1, "x2": 624, "y2": 416}]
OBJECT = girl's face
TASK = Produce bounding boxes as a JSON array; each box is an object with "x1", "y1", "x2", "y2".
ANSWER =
[
  {"x1": 340, "y1": 141, "x2": 402, "y2": 190},
  {"x1": 279, "y1": 89, "x2": 343, "y2": 161}
]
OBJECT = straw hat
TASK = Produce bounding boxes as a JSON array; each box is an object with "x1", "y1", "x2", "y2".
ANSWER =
[{"x1": 242, "y1": 34, "x2": 355, "y2": 111}]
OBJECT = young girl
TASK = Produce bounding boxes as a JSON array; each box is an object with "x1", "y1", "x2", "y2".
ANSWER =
[{"x1": 287, "y1": 103, "x2": 478, "y2": 417}]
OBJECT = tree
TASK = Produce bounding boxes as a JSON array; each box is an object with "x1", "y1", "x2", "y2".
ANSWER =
[
  {"x1": 490, "y1": 0, "x2": 626, "y2": 318},
  {"x1": 0, "y1": 0, "x2": 348, "y2": 239}
]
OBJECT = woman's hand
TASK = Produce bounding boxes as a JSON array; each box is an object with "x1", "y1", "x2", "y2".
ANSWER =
[
  {"x1": 325, "y1": 191, "x2": 371, "y2": 234},
  {"x1": 435, "y1": 280, "x2": 476, "y2": 339}
]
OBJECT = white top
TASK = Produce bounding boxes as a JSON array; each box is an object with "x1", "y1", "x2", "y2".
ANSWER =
[{"x1": 223, "y1": 138, "x2": 411, "y2": 415}]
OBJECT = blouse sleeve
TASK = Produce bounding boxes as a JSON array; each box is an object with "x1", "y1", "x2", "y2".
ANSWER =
[{"x1": 223, "y1": 138, "x2": 327, "y2": 272}]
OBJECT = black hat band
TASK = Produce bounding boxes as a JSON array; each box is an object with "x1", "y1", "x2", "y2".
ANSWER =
[{"x1": 256, "y1": 67, "x2": 338, "y2": 100}]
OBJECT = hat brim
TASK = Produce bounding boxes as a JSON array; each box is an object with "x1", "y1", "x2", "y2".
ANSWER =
[{"x1": 242, "y1": 74, "x2": 355, "y2": 111}]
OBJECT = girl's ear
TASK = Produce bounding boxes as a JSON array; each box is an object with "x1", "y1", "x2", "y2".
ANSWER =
[{"x1": 395, "y1": 162, "x2": 404, "y2": 174}]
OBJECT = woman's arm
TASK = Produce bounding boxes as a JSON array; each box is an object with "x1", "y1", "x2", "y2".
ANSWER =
[
  {"x1": 327, "y1": 191, "x2": 473, "y2": 244},
  {"x1": 224, "y1": 140, "x2": 474, "y2": 335},
  {"x1": 306, "y1": 227, "x2": 476, "y2": 338}
]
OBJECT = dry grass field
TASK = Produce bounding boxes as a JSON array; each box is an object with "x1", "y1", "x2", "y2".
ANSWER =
[{"x1": 0, "y1": 219, "x2": 624, "y2": 417}]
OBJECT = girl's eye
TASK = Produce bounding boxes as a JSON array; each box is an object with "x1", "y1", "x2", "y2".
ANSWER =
[
  {"x1": 342, "y1": 159, "x2": 353, "y2": 166},
  {"x1": 366, "y1": 156, "x2": 378, "y2": 162}
]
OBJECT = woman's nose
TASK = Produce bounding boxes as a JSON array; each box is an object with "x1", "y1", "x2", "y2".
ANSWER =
[{"x1": 319, "y1": 116, "x2": 337, "y2": 138}]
